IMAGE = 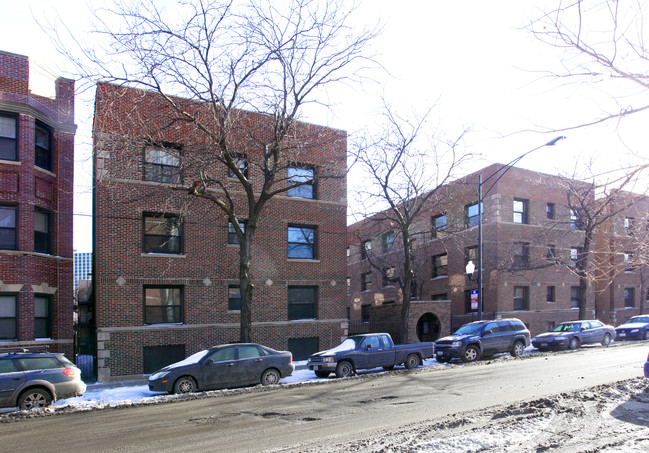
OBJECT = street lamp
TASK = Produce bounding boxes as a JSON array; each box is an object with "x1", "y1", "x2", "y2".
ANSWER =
[{"x1": 473, "y1": 136, "x2": 566, "y2": 320}]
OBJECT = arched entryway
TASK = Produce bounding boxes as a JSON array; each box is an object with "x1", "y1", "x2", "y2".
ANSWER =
[{"x1": 416, "y1": 312, "x2": 441, "y2": 342}]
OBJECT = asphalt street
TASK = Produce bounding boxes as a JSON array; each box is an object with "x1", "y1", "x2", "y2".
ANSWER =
[{"x1": 0, "y1": 342, "x2": 645, "y2": 452}]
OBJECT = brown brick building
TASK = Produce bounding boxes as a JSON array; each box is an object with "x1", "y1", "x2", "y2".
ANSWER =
[
  {"x1": 348, "y1": 165, "x2": 646, "y2": 338},
  {"x1": 92, "y1": 83, "x2": 348, "y2": 380},
  {"x1": 0, "y1": 51, "x2": 75, "y2": 355}
]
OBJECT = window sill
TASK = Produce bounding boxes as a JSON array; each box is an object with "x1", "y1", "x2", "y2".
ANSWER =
[
  {"x1": 0, "y1": 159, "x2": 21, "y2": 166},
  {"x1": 141, "y1": 253, "x2": 186, "y2": 258},
  {"x1": 34, "y1": 166, "x2": 56, "y2": 177},
  {"x1": 287, "y1": 258, "x2": 320, "y2": 263},
  {"x1": 288, "y1": 318, "x2": 318, "y2": 322},
  {"x1": 143, "y1": 322, "x2": 184, "y2": 327}
]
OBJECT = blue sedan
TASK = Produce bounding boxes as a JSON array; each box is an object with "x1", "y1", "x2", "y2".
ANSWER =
[
  {"x1": 645, "y1": 352, "x2": 649, "y2": 378},
  {"x1": 616, "y1": 315, "x2": 649, "y2": 341}
]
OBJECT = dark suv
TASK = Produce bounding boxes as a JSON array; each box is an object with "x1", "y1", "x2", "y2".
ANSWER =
[
  {"x1": 0, "y1": 351, "x2": 86, "y2": 410},
  {"x1": 435, "y1": 318, "x2": 531, "y2": 363}
]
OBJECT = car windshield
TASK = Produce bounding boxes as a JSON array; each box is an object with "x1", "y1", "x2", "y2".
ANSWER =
[
  {"x1": 623, "y1": 317, "x2": 649, "y2": 325},
  {"x1": 454, "y1": 323, "x2": 485, "y2": 335},
  {"x1": 329, "y1": 338, "x2": 360, "y2": 353},
  {"x1": 552, "y1": 323, "x2": 580, "y2": 333}
]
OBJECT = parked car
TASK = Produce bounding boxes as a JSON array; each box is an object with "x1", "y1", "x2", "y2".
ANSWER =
[
  {"x1": 0, "y1": 350, "x2": 86, "y2": 410},
  {"x1": 532, "y1": 320, "x2": 614, "y2": 351},
  {"x1": 148, "y1": 343, "x2": 294, "y2": 394},
  {"x1": 616, "y1": 315, "x2": 649, "y2": 341},
  {"x1": 307, "y1": 333, "x2": 434, "y2": 378},
  {"x1": 434, "y1": 318, "x2": 531, "y2": 363}
]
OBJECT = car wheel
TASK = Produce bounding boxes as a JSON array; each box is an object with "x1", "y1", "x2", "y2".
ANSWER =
[
  {"x1": 461, "y1": 345, "x2": 480, "y2": 363},
  {"x1": 644, "y1": 330, "x2": 649, "y2": 341},
  {"x1": 314, "y1": 370, "x2": 330, "y2": 378},
  {"x1": 405, "y1": 353, "x2": 420, "y2": 369},
  {"x1": 382, "y1": 366, "x2": 395, "y2": 371},
  {"x1": 335, "y1": 360, "x2": 354, "y2": 378},
  {"x1": 173, "y1": 376, "x2": 197, "y2": 394},
  {"x1": 510, "y1": 341, "x2": 525, "y2": 357},
  {"x1": 601, "y1": 333, "x2": 612, "y2": 347},
  {"x1": 568, "y1": 337, "x2": 580, "y2": 350},
  {"x1": 18, "y1": 388, "x2": 52, "y2": 410},
  {"x1": 261, "y1": 369, "x2": 281, "y2": 386}
]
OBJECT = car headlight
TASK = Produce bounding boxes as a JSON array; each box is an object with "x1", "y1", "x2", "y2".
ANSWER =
[
  {"x1": 323, "y1": 357, "x2": 334, "y2": 362},
  {"x1": 149, "y1": 371, "x2": 170, "y2": 381},
  {"x1": 451, "y1": 341, "x2": 462, "y2": 348}
]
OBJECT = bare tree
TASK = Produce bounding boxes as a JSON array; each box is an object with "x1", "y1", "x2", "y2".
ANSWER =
[
  {"x1": 556, "y1": 166, "x2": 647, "y2": 319},
  {"x1": 65, "y1": 0, "x2": 378, "y2": 342},
  {"x1": 530, "y1": 1, "x2": 649, "y2": 131},
  {"x1": 350, "y1": 106, "x2": 470, "y2": 343}
]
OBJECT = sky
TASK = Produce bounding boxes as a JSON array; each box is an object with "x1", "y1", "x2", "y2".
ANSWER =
[{"x1": 1, "y1": 0, "x2": 647, "y2": 252}]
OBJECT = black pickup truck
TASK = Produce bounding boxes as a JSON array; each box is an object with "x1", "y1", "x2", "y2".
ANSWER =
[{"x1": 306, "y1": 333, "x2": 435, "y2": 378}]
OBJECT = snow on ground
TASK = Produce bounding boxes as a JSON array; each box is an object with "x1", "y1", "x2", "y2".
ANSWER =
[{"x1": 48, "y1": 358, "x2": 442, "y2": 411}]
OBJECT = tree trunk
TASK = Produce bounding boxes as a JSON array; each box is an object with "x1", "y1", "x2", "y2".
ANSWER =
[
  {"x1": 239, "y1": 228, "x2": 255, "y2": 343},
  {"x1": 399, "y1": 236, "x2": 413, "y2": 344},
  {"x1": 578, "y1": 233, "x2": 592, "y2": 320}
]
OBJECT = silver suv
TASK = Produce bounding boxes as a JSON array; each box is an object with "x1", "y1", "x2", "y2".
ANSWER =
[{"x1": 0, "y1": 351, "x2": 86, "y2": 410}]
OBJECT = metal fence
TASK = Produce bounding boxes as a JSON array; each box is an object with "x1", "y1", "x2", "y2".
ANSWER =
[{"x1": 348, "y1": 320, "x2": 402, "y2": 344}]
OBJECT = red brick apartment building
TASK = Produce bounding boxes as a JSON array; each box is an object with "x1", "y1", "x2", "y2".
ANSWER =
[
  {"x1": 92, "y1": 83, "x2": 348, "y2": 380},
  {"x1": 0, "y1": 51, "x2": 75, "y2": 355},
  {"x1": 348, "y1": 165, "x2": 647, "y2": 338}
]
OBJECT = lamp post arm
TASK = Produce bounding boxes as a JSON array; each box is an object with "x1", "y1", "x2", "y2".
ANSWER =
[{"x1": 480, "y1": 136, "x2": 566, "y2": 199}]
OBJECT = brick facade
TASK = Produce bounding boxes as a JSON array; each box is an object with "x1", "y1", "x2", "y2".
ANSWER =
[
  {"x1": 348, "y1": 165, "x2": 645, "y2": 337},
  {"x1": 92, "y1": 83, "x2": 348, "y2": 380},
  {"x1": 0, "y1": 50, "x2": 75, "y2": 356}
]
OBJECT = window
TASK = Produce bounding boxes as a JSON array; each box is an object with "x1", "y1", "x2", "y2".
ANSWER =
[
  {"x1": 624, "y1": 217, "x2": 635, "y2": 236},
  {"x1": 205, "y1": 346, "x2": 235, "y2": 363},
  {"x1": 546, "y1": 286, "x2": 555, "y2": 303},
  {"x1": 35, "y1": 121, "x2": 52, "y2": 171},
  {"x1": 144, "y1": 286, "x2": 183, "y2": 324},
  {"x1": 624, "y1": 288, "x2": 635, "y2": 308},
  {"x1": 34, "y1": 295, "x2": 52, "y2": 339},
  {"x1": 513, "y1": 199, "x2": 528, "y2": 224},
  {"x1": 228, "y1": 220, "x2": 246, "y2": 245},
  {"x1": 431, "y1": 253, "x2": 448, "y2": 278},
  {"x1": 287, "y1": 337, "x2": 319, "y2": 361},
  {"x1": 465, "y1": 246, "x2": 477, "y2": 266},
  {"x1": 144, "y1": 145, "x2": 181, "y2": 184},
  {"x1": 288, "y1": 286, "x2": 317, "y2": 320},
  {"x1": 570, "y1": 247, "x2": 582, "y2": 267},
  {"x1": 432, "y1": 214, "x2": 447, "y2": 237},
  {"x1": 381, "y1": 231, "x2": 394, "y2": 253},
  {"x1": 466, "y1": 202, "x2": 481, "y2": 227},
  {"x1": 0, "y1": 295, "x2": 17, "y2": 340},
  {"x1": 361, "y1": 240, "x2": 371, "y2": 259},
  {"x1": 0, "y1": 113, "x2": 17, "y2": 160},
  {"x1": 513, "y1": 286, "x2": 529, "y2": 311},
  {"x1": 546, "y1": 203, "x2": 555, "y2": 220},
  {"x1": 0, "y1": 206, "x2": 17, "y2": 250},
  {"x1": 287, "y1": 166, "x2": 315, "y2": 199},
  {"x1": 361, "y1": 272, "x2": 373, "y2": 291},
  {"x1": 361, "y1": 304, "x2": 370, "y2": 322},
  {"x1": 347, "y1": 277, "x2": 351, "y2": 295},
  {"x1": 570, "y1": 209, "x2": 583, "y2": 230},
  {"x1": 547, "y1": 244, "x2": 556, "y2": 262},
  {"x1": 227, "y1": 156, "x2": 248, "y2": 178},
  {"x1": 34, "y1": 210, "x2": 51, "y2": 254},
  {"x1": 287, "y1": 225, "x2": 316, "y2": 259},
  {"x1": 143, "y1": 345, "x2": 185, "y2": 374},
  {"x1": 570, "y1": 286, "x2": 580, "y2": 308},
  {"x1": 143, "y1": 213, "x2": 183, "y2": 254},
  {"x1": 409, "y1": 238, "x2": 417, "y2": 251},
  {"x1": 547, "y1": 321, "x2": 555, "y2": 331},
  {"x1": 382, "y1": 267, "x2": 395, "y2": 287},
  {"x1": 431, "y1": 293, "x2": 448, "y2": 301},
  {"x1": 512, "y1": 242, "x2": 530, "y2": 268},
  {"x1": 624, "y1": 252, "x2": 635, "y2": 273},
  {"x1": 228, "y1": 286, "x2": 241, "y2": 311}
]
